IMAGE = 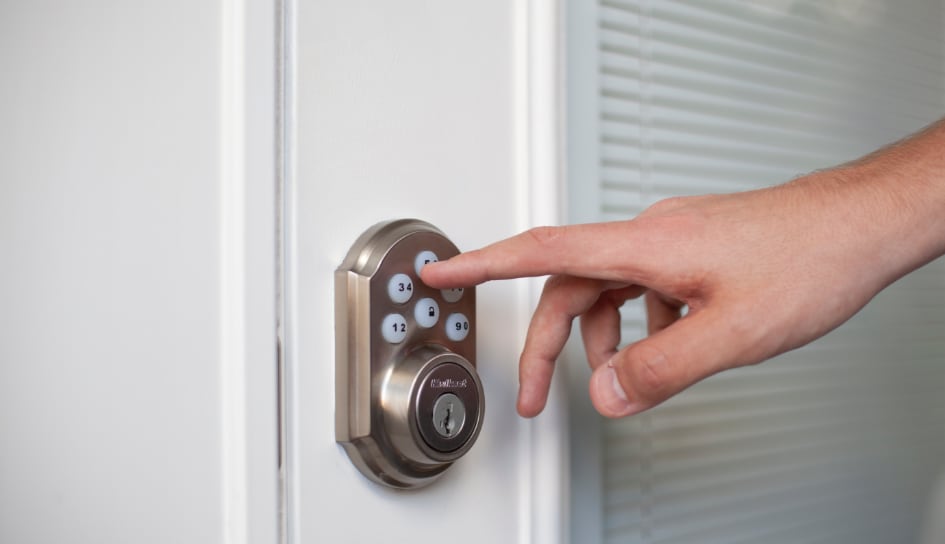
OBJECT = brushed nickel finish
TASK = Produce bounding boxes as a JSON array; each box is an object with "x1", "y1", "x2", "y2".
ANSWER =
[{"x1": 335, "y1": 219, "x2": 483, "y2": 489}]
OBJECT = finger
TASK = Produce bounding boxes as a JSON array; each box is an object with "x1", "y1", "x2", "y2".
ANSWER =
[
  {"x1": 645, "y1": 290, "x2": 686, "y2": 335},
  {"x1": 580, "y1": 285, "x2": 647, "y2": 370},
  {"x1": 589, "y1": 306, "x2": 757, "y2": 418},
  {"x1": 421, "y1": 222, "x2": 648, "y2": 288},
  {"x1": 517, "y1": 275, "x2": 612, "y2": 418}
]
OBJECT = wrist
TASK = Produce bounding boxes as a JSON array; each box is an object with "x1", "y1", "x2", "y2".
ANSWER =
[{"x1": 823, "y1": 131, "x2": 945, "y2": 287}]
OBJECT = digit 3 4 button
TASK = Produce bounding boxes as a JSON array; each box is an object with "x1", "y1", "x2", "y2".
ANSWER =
[{"x1": 387, "y1": 273, "x2": 414, "y2": 304}]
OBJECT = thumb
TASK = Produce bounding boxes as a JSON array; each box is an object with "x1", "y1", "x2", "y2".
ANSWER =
[{"x1": 589, "y1": 308, "x2": 754, "y2": 417}]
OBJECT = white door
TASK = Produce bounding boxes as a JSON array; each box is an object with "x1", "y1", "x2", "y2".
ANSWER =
[
  {"x1": 0, "y1": 2, "x2": 567, "y2": 543},
  {"x1": 287, "y1": 2, "x2": 566, "y2": 542}
]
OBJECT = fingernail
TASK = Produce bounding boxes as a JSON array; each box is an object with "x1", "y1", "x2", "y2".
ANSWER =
[{"x1": 597, "y1": 364, "x2": 634, "y2": 417}]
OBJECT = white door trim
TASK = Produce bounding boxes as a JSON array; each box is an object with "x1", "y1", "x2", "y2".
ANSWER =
[
  {"x1": 220, "y1": 1, "x2": 280, "y2": 542},
  {"x1": 514, "y1": 1, "x2": 569, "y2": 543}
]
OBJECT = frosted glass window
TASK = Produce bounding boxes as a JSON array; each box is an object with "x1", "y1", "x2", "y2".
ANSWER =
[{"x1": 566, "y1": 1, "x2": 945, "y2": 543}]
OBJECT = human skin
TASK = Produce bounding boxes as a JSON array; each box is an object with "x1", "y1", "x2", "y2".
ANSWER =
[{"x1": 422, "y1": 119, "x2": 945, "y2": 418}]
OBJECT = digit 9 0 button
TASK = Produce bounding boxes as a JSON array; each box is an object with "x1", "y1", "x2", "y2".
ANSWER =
[{"x1": 445, "y1": 313, "x2": 470, "y2": 342}]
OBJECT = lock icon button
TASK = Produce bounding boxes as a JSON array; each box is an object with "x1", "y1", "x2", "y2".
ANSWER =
[{"x1": 414, "y1": 297, "x2": 439, "y2": 328}]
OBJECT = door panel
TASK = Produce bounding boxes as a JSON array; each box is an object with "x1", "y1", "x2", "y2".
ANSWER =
[{"x1": 288, "y1": 1, "x2": 562, "y2": 542}]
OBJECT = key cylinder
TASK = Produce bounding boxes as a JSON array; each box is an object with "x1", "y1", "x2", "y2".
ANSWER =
[{"x1": 432, "y1": 393, "x2": 466, "y2": 438}]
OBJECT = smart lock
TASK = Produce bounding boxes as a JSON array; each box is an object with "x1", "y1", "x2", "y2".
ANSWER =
[{"x1": 335, "y1": 219, "x2": 484, "y2": 489}]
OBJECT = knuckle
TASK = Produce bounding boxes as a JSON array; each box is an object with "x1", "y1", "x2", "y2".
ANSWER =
[
  {"x1": 640, "y1": 196, "x2": 689, "y2": 217},
  {"x1": 622, "y1": 344, "x2": 674, "y2": 397},
  {"x1": 525, "y1": 225, "x2": 566, "y2": 247},
  {"x1": 539, "y1": 276, "x2": 571, "y2": 306},
  {"x1": 537, "y1": 276, "x2": 572, "y2": 316},
  {"x1": 542, "y1": 273, "x2": 597, "y2": 296},
  {"x1": 542, "y1": 274, "x2": 570, "y2": 292},
  {"x1": 540, "y1": 275, "x2": 600, "y2": 317}
]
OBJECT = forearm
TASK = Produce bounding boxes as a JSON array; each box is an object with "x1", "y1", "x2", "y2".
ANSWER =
[{"x1": 797, "y1": 118, "x2": 945, "y2": 291}]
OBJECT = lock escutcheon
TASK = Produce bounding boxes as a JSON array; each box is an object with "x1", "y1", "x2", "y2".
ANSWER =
[{"x1": 335, "y1": 219, "x2": 482, "y2": 489}]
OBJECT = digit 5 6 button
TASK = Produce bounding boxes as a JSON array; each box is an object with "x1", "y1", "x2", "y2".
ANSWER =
[{"x1": 414, "y1": 250, "x2": 439, "y2": 276}]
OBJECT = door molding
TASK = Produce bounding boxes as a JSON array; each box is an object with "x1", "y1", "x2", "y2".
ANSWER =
[
  {"x1": 220, "y1": 0, "x2": 280, "y2": 542},
  {"x1": 514, "y1": 1, "x2": 568, "y2": 543}
]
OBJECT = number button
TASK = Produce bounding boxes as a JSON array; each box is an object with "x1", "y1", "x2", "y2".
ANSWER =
[
  {"x1": 387, "y1": 273, "x2": 414, "y2": 304},
  {"x1": 414, "y1": 298, "x2": 440, "y2": 328},
  {"x1": 445, "y1": 313, "x2": 470, "y2": 342},
  {"x1": 414, "y1": 250, "x2": 439, "y2": 277},
  {"x1": 381, "y1": 313, "x2": 408, "y2": 344},
  {"x1": 441, "y1": 287, "x2": 464, "y2": 303}
]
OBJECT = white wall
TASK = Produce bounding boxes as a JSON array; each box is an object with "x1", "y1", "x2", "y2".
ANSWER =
[{"x1": 0, "y1": 2, "x2": 279, "y2": 543}]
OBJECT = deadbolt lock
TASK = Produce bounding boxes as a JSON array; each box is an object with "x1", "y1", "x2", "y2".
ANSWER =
[{"x1": 335, "y1": 219, "x2": 485, "y2": 489}]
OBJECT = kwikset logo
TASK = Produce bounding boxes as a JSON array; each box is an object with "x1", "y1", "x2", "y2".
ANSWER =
[{"x1": 430, "y1": 377, "x2": 468, "y2": 389}]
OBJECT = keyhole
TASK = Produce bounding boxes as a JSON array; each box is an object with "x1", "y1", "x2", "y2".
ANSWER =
[{"x1": 442, "y1": 402, "x2": 454, "y2": 436}]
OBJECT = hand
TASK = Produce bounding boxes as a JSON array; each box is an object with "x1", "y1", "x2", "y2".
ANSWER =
[{"x1": 422, "y1": 166, "x2": 941, "y2": 418}]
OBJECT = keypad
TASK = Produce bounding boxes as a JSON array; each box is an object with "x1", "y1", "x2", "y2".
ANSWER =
[{"x1": 378, "y1": 247, "x2": 473, "y2": 345}]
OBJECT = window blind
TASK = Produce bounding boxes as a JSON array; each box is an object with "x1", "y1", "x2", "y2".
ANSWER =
[{"x1": 567, "y1": 1, "x2": 945, "y2": 543}]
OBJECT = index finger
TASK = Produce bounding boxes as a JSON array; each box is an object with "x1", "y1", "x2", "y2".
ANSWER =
[{"x1": 421, "y1": 221, "x2": 647, "y2": 288}]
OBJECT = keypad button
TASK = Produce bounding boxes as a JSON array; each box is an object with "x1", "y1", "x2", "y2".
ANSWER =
[
  {"x1": 440, "y1": 287, "x2": 464, "y2": 303},
  {"x1": 414, "y1": 250, "x2": 439, "y2": 277},
  {"x1": 414, "y1": 298, "x2": 440, "y2": 328},
  {"x1": 445, "y1": 313, "x2": 470, "y2": 341},
  {"x1": 381, "y1": 313, "x2": 408, "y2": 344},
  {"x1": 387, "y1": 273, "x2": 414, "y2": 304}
]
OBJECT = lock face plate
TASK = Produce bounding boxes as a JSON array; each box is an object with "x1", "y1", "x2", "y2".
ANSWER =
[{"x1": 335, "y1": 219, "x2": 484, "y2": 489}]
